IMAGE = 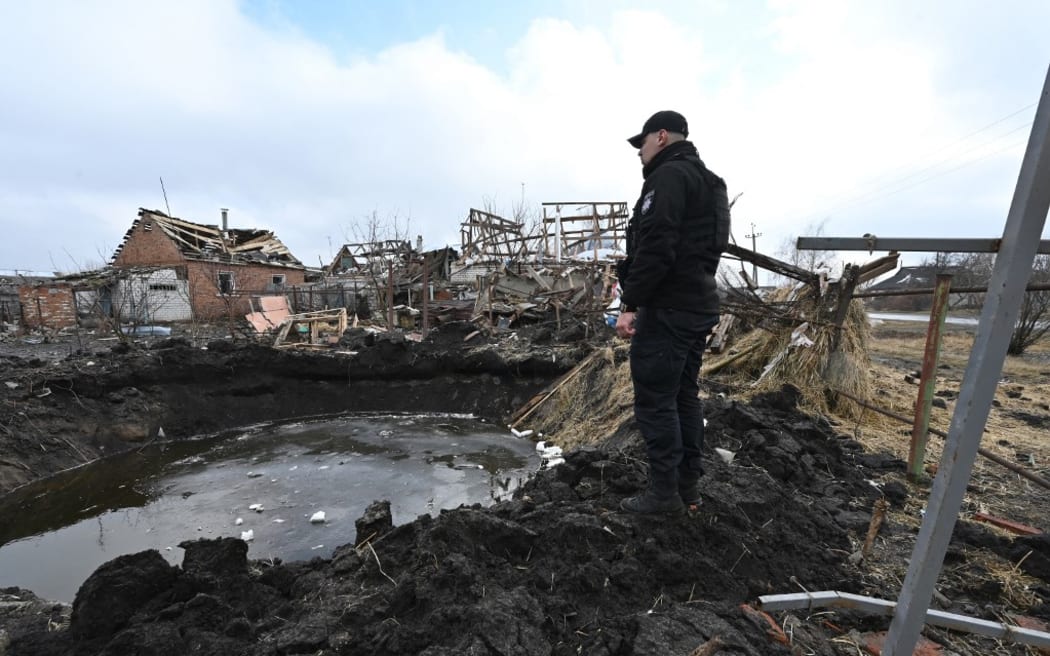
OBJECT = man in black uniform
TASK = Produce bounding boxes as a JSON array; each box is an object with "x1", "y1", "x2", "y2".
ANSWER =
[{"x1": 615, "y1": 110, "x2": 729, "y2": 515}]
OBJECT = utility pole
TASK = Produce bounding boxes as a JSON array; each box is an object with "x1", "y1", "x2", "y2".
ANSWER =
[{"x1": 744, "y1": 222, "x2": 763, "y2": 286}]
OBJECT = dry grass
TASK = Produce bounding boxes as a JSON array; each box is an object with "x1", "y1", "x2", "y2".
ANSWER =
[
  {"x1": 848, "y1": 319, "x2": 1050, "y2": 537},
  {"x1": 705, "y1": 289, "x2": 873, "y2": 420},
  {"x1": 525, "y1": 345, "x2": 635, "y2": 451}
]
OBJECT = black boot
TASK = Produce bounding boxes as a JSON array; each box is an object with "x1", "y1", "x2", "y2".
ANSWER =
[
  {"x1": 620, "y1": 487, "x2": 685, "y2": 515},
  {"x1": 617, "y1": 472, "x2": 684, "y2": 514},
  {"x1": 678, "y1": 478, "x2": 702, "y2": 506}
]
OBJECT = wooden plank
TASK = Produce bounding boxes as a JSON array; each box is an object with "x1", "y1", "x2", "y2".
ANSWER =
[
  {"x1": 706, "y1": 314, "x2": 735, "y2": 353},
  {"x1": 509, "y1": 350, "x2": 602, "y2": 428},
  {"x1": 857, "y1": 252, "x2": 901, "y2": 285},
  {"x1": 725, "y1": 243, "x2": 817, "y2": 285}
]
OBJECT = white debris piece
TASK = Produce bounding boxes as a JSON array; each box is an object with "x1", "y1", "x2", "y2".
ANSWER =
[
  {"x1": 272, "y1": 518, "x2": 285, "y2": 524},
  {"x1": 248, "y1": 503, "x2": 264, "y2": 513},
  {"x1": 714, "y1": 448, "x2": 735, "y2": 465},
  {"x1": 318, "y1": 465, "x2": 330, "y2": 470},
  {"x1": 538, "y1": 443, "x2": 563, "y2": 459},
  {"x1": 157, "y1": 427, "x2": 166, "y2": 438},
  {"x1": 544, "y1": 457, "x2": 565, "y2": 468},
  {"x1": 310, "y1": 511, "x2": 326, "y2": 524},
  {"x1": 4, "y1": 382, "x2": 19, "y2": 389},
  {"x1": 240, "y1": 529, "x2": 254, "y2": 541},
  {"x1": 510, "y1": 428, "x2": 534, "y2": 438},
  {"x1": 247, "y1": 471, "x2": 262, "y2": 478},
  {"x1": 235, "y1": 517, "x2": 244, "y2": 526}
]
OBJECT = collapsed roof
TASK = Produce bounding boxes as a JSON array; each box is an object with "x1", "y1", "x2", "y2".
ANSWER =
[{"x1": 113, "y1": 209, "x2": 304, "y2": 269}]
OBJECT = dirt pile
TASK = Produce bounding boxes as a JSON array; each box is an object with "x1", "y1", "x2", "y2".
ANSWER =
[{"x1": 10, "y1": 387, "x2": 1048, "y2": 655}]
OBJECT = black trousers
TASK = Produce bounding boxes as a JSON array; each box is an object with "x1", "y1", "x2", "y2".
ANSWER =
[{"x1": 629, "y1": 307, "x2": 719, "y2": 495}]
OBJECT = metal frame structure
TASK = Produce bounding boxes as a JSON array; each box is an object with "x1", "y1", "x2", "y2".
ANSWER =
[{"x1": 795, "y1": 63, "x2": 1050, "y2": 655}]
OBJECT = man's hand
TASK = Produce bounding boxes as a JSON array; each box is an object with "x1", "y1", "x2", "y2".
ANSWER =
[{"x1": 615, "y1": 311, "x2": 636, "y2": 339}]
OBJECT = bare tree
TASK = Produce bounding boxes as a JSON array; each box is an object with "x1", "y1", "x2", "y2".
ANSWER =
[
  {"x1": 774, "y1": 218, "x2": 837, "y2": 286},
  {"x1": 1009, "y1": 254, "x2": 1050, "y2": 355},
  {"x1": 343, "y1": 210, "x2": 415, "y2": 326},
  {"x1": 914, "y1": 251, "x2": 995, "y2": 310}
]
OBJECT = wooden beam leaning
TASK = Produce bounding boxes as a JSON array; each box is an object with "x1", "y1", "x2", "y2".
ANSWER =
[{"x1": 724, "y1": 243, "x2": 818, "y2": 285}]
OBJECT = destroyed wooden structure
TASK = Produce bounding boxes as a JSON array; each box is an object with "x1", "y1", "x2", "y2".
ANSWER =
[
  {"x1": 272, "y1": 308, "x2": 348, "y2": 349},
  {"x1": 539, "y1": 202, "x2": 628, "y2": 262}
]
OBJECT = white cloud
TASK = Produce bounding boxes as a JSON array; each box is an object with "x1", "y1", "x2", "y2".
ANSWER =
[{"x1": 1, "y1": 0, "x2": 1049, "y2": 275}]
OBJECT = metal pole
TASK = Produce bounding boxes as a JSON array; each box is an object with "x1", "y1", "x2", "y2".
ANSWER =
[
  {"x1": 745, "y1": 222, "x2": 762, "y2": 285},
  {"x1": 759, "y1": 591, "x2": 1050, "y2": 648},
  {"x1": 908, "y1": 274, "x2": 952, "y2": 482},
  {"x1": 854, "y1": 281, "x2": 1050, "y2": 298},
  {"x1": 798, "y1": 236, "x2": 1050, "y2": 253},
  {"x1": 884, "y1": 63, "x2": 1050, "y2": 655}
]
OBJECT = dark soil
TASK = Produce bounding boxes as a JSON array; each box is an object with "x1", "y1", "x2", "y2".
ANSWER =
[{"x1": 1, "y1": 321, "x2": 1048, "y2": 654}]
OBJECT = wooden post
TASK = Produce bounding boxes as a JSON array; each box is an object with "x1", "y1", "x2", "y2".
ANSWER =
[
  {"x1": 387, "y1": 261, "x2": 394, "y2": 328},
  {"x1": 421, "y1": 255, "x2": 430, "y2": 336}
]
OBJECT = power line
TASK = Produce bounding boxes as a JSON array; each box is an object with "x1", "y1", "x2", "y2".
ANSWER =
[
  {"x1": 819, "y1": 120, "x2": 1033, "y2": 216},
  {"x1": 791, "y1": 102, "x2": 1038, "y2": 223}
]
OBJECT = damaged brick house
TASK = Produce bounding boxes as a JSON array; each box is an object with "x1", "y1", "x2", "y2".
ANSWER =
[{"x1": 110, "y1": 208, "x2": 306, "y2": 321}]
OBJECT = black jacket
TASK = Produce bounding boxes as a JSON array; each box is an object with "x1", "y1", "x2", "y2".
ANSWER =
[{"x1": 616, "y1": 140, "x2": 723, "y2": 314}]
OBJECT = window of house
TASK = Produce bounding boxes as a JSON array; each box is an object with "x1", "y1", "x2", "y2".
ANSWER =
[
  {"x1": 149, "y1": 283, "x2": 177, "y2": 291},
  {"x1": 217, "y1": 271, "x2": 234, "y2": 295},
  {"x1": 271, "y1": 274, "x2": 286, "y2": 289}
]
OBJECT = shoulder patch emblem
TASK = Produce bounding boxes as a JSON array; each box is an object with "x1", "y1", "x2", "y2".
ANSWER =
[{"x1": 641, "y1": 190, "x2": 655, "y2": 214}]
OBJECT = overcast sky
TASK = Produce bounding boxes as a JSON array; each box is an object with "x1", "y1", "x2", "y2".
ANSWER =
[{"x1": 2, "y1": 0, "x2": 1049, "y2": 278}]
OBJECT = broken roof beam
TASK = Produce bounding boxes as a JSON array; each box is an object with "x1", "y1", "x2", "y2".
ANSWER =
[
  {"x1": 724, "y1": 243, "x2": 818, "y2": 285},
  {"x1": 856, "y1": 252, "x2": 900, "y2": 285}
]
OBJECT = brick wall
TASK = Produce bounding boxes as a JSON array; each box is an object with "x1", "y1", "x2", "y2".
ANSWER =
[
  {"x1": 187, "y1": 262, "x2": 306, "y2": 320},
  {"x1": 18, "y1": 284, "x2": 77, "y2": 329},
  {"x1": 112, "y1": 215, "x2": 186, "y2": 267}
]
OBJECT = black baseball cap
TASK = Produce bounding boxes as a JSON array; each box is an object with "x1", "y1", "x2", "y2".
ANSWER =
[{"x1": 627, "y1": 110, "x2": 689, "y2": 148}]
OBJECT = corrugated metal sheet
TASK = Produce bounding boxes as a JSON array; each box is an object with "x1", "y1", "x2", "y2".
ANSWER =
[{"x1": 450, "y1": 263, "x2": 500, "y2": 285}]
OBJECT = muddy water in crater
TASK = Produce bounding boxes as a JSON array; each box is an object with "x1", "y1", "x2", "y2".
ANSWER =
[{"x1": 0, "y1": 414, "x2": 542, "y2": 602}]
